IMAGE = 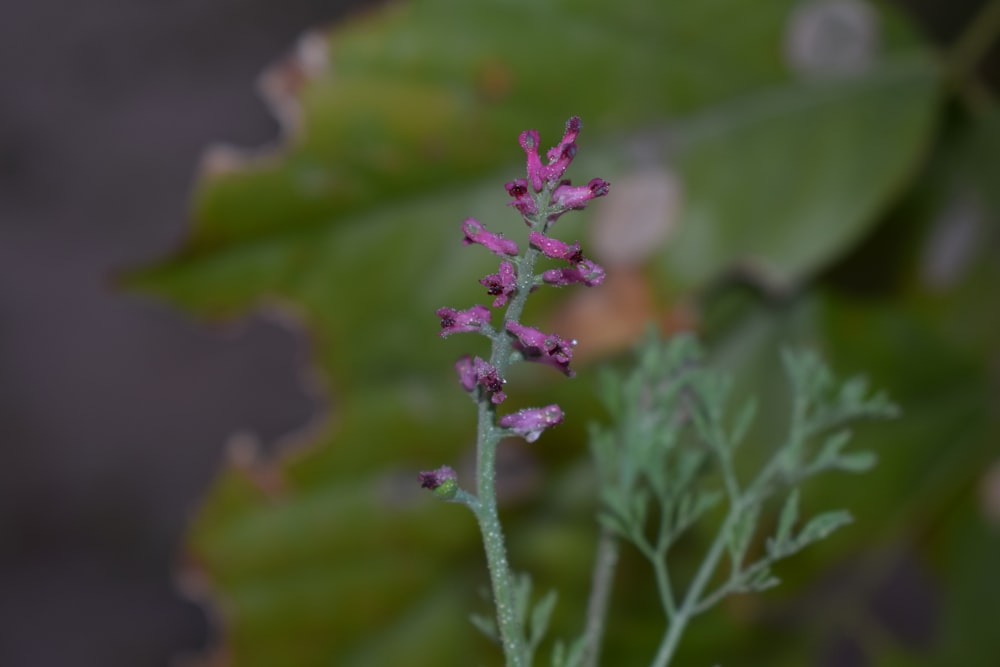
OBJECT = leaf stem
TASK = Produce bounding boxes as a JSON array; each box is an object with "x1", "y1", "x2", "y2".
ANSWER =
[
  {"x1": 648, "y1": 502, "x2": 741, "y2": 667},
  {"x1": 650, "y1": 394, "x2": 793, "y2": 667},
  {"x1": 581, "y1": 525, "x2": 620, "y2": 667},
  {"x1": 651, "y1": 554, "x2": 677, "y2": 619}
]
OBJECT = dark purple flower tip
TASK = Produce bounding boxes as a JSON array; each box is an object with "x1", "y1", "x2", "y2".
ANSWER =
[
  {"x1": 436, "y1": 304, "x2": 491, "y2": 337},
  {"x1": 542, "y1": 259, "x2": 606, "y2": 287},
  {"x1": 519, "y1": 128, "x2": 539, "y2": 150},
  {"x1": 589, "y1": 177, "x2": 610, "y2": 197},
  {"x1": 506, "y1": 320, "x2": 577, "y2": 376},
  {"x1": 418, "y1": 465, "x2": 459, "y2": 499},
  {"x1": 499, "y1": 404, "x2": 564, "y2": 443},
  {"x1": 473, "y1": 356, "x2": 507, "y2": 404},
  {"x1": 552, "y1": 178, "x2": 610, "y2": 210},
  {"x1": 462, "y1": 218, "x2": 519, "y2": 256},
  {"x1": 480, "y1": 261, "x2": 518, "y2": 308},
  {"x1": 528, "y1": 231, "x2": 583, "y2": 262},
  {"x1": 519, "y1": 129, "x2": 545, "y2": 191},
  {"x1": 505, "y1": 178, "x2": 538, "y2": 218},
  {"x1": 551, "y1": 117, "x2": 582, "y2": 159}
]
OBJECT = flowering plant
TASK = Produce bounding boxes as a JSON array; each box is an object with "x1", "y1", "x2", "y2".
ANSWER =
[
  {"x1": 419, "y1": 118, "x2": 896, "y2": 667},
  {"x1": 422, "y1": 116, "x2": 608, "y2": 667}
]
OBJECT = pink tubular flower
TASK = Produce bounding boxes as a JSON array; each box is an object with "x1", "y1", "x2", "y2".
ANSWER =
[
  {"x1": 499, "y1": 404, "x2": 564, "y2": 443},
  {"x1": 553, "y1": 178, "x2": 610, "y2": 209},
  {"x1": 519, "y1": 129, "x2": 545, "y2": 191},
  {"x1": 480, "y1": 261, "x2": 517, "y2": 307},
  {"x1": 519, "y1": 117, "x2": 584, "y2": 191},
  {"x1": 437, "y1": 304, "x2": 491, "y2": 337},
  {"x1": 543, "y1": 116, "x2": 581, "y2": 184},
  {"x1": 542, "y1": 259, "x2": 606, "y2": 287},
  {"x1": 506, "y1": 320, "x2": 576, "y2": 376},
  {"x1": 529, "y1": 231, "x2": 583, "y2": 263},
  {"x1": 505, "y1": 179, "x2": 537, "y2": 218},
  {"x1": 462, "y1": 218, "x2": 519, "y2": 256}
]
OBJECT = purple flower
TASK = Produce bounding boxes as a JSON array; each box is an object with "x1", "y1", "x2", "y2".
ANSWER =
[
  {"x1": 518, "y1": 129, "x2": 546, "y2": 191},
  {"x1": 437, "y1": 304, "x2": 491, "y2": 337},
  {"x1": 506, "y1": 320, "x2": 576, "y2": 377},
  {"x1": 418, "y1": 465, "x2": 457, "y2": 489},
  {"x1": 542, "y1": 259, "x2": 606, "y2": 287},
  {"x1": 455, "y1": 355, "x2": 476, "y2": 391},
  {"x1": 518, "y1": 117, "x2": 583, "y2": 192},
  {"x1": 499, "y1": 404, "x2": 564, "y2": 443},
  {"x1": 528, "y1": 231, "x2": 603, "y2": 287},
  {"x1": 505, "y1": 179, "x2": 537, "y2": 218},
  {"x1": 552, "y1": 178, "x2": 610, "y2": 210},
  {"x1": 480, "y1": 261, "x2": 518, "y2": 307},
  {"x1": 418, "y1": 465, "x2": 459, "y2": 499},
  {"x1": 455, "y1": 355, "x2": 507, "y2": 403},
  {"x1": 462, "y1": 218, "x2": 519, "y2": 256},
  {"x1": 474, "y1": 357, "x2": 507, "y2": 404},
  {"x1": 529, "y1": 231, "x2": 583, "y2": 263},
  {"x1": 543, "y1": 116, "x2": 581, "y2": 184}
]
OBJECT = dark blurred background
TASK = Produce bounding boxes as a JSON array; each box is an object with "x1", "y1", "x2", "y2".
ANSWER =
[
  {"x1": 0, "y1": 1, "x2": 370, "y2": 664},
  {"x1": 0, "y1": 1, "x2": 995, "y2": 666}
]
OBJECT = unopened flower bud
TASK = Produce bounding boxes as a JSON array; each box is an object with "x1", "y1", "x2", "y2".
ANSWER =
[{"x1": 418, "y1": 465, "x2": 459, "y2": 500}]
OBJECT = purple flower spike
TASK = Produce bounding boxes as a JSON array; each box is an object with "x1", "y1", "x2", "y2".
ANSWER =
[
  {"x1": 499, "y1": 404, "x2": 564, "y2": 443},
  {"x1": 542, "y1": 259, "x2": 606, "y2": 287},
  {"x1": 437, "y1": 304, "x2": 491, "y2": 337},
  {"x1": 418, "y1": 465, "x2": 459, "y2": 499},
  {"x1": 506, "y1": 320, "x2": 577, "y2": 376},
  {"x1": 480, "y1": 261, "x2": 518, "y2": 308},
  {"x1": 505, "y1": 179, "x2": 537, "y2": 218},
  {"x1": 529, "y1": 231, "x2": 583, "y2": 263},
  {"x1": 519, "y1": 129, "x2": 545, "y2": 191},
  {"x1": 553, "y1": 178, "x2": 610, "y2": 210},
  {"x1": 462, "y1": 218, "x2": 519, "y2": 256}
]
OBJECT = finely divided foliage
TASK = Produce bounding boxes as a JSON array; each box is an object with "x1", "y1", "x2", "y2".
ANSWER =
[{"x1": 589, "y1": 333, "x2": 897, "y2": 666}]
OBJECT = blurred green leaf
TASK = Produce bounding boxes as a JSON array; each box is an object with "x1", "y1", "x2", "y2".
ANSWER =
[{"x1": 659, "y1": 57, "x2": 940, "y2": 291}]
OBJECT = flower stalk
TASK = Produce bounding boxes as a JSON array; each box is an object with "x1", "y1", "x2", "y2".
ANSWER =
[{"x1": 421, "y1": 117, "x2": 609, "y2": 666}]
